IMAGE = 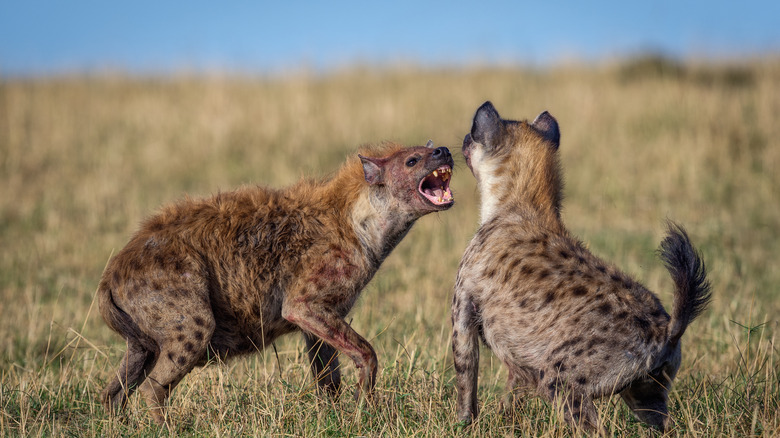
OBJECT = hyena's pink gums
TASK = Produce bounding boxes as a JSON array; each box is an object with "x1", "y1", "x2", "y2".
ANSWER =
[
  {"x1": 452, "y1": 102, "x2": 711, "y2": 433},
  {"x1": 99, "y1": 141, "x2": 454, "y2": 424}
]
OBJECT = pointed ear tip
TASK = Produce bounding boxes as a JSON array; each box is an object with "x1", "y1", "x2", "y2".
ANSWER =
[{"x1": 479, "y1": 101, "x2": 495, "y2": 111}]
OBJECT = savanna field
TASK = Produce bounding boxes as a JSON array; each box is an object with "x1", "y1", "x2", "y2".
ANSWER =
[{"x1": 1, "y1": 58, "x2": 778, "y2": 436}]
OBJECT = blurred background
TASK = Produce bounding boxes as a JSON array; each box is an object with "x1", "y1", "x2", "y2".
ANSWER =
[
  {"x1": 2, "y1": 1, "x2": 780, "y2": 75},
  {"x1": 1, "y1": 1, "x2": 778, "y2": 435}
]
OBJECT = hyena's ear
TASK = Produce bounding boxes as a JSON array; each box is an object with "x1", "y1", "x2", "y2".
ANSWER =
[
  {"x1": 359, "y1": 155, "x2": 385, "y2": 185},
  {"x1": 471, "y1": 101, "x2": 502, "y2": 148},
  {"x1": 532, "y1": 111, "x2": 560, "y2": 148},
  {"x1": 425, "y1": 139, "x2": 434, "y2": 148}
]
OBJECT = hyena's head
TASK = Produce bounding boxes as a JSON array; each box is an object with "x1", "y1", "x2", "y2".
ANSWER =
[
  {"x1": 360, "y1": 141, "x2": 454, "y2": 216},
  {"x1": 462, "y1": 101, "x2": 562, "y2": 224}
]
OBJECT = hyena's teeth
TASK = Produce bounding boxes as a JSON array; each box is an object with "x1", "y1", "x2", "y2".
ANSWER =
[{"x1": 433, "y1": 170, "x2": 439, "y2": 177}]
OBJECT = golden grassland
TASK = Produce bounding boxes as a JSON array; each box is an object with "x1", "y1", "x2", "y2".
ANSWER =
[{"x1": 0, "y1": 58, "x2": 778, "y2": 436}]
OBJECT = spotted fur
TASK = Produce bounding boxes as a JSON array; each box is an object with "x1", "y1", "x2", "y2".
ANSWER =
[
  {"x1": 452, "y1": 102, "x2": 711, "y2": 432},
  {"x1": 99, "y1": 141, "x2": 455, "y2": 424}
]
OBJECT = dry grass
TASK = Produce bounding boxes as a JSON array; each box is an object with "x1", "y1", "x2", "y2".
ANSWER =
[{"x1": 1, "y1": 58, "x2": 778, "y2": 436}]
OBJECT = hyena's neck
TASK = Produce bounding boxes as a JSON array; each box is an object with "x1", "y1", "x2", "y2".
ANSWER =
[
  {"x1": 322, "y1": 157, "x2": 415, "y2": 268},
  {"x1": 350, "y1": 190, "x2": 415, "y2": 266},
  {"x1": 479, "y1": 151, "x2": 563, "y2": 230}
]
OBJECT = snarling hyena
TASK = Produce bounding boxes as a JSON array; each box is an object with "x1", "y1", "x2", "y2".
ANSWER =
[
  {"x1": 98, "y1": 141, "x2": 454, "y2": 424},
  {"x1": 451, "y1": 102, "x2": 711, "y2": 432}
]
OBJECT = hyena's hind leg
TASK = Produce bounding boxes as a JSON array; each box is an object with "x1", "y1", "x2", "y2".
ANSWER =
[
  {"x1": 137, "y1": 309, "x2": 216, "y2": 424},
  {"x1": 304, "y1": 333, "x2": 341, "y2": 397},
  {"x1": 500, "y1": 366, "x2": 537, "y2": 417},
  {"x1": 102, "y1": 339, "x2": 156, "y2": 413}
]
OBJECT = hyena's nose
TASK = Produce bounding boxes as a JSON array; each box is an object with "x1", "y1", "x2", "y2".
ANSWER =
[{"x1": 432, "y1": 147, "x2": 451, "y2": 159}]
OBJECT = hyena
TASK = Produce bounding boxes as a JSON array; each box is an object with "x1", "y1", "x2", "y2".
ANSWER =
[
  {"x1": 99, "y1": 141, "x2": 454, "y2": 424},
  {"x1": 451, "y1": 101, "x2": 711, "y2": 432}
]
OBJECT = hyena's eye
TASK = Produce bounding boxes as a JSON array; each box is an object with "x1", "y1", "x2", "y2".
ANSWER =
[{"x1": 406, "y1": 157, "x2": 419, "y2": 167}]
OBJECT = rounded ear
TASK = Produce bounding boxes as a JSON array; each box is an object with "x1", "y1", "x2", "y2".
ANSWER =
[
  {"x1": 471, "y1": 101, "x2": 502, "y2": 147},
  {"x1": 425, "y1": 139, "x2": 434, "y2": 148},
  {"x1": 359, "y1": 155, "x2": 384, "y2": 185},
  {"x1": 532, "y1": 111, "x2": 560, "y2": 148}
]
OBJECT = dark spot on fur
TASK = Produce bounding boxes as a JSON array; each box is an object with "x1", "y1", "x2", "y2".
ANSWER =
[
  {"x1": 610, "y1": 273, "x2": 622, "y2": 284},
  {"x1": 184, "y1": 342, "x2": 195, "y2": 353},
  {"x1": 634, "y1": 316, "x2": 651, "y2": 331},
  {"x1": 177, "y1": 334, "x2": 185, "y2": 342},
  {"x1": 129, "y1": 258, "x2": 143, "y2": 272},
  {"x1": 521, "y1": 265, "x2": 535, "y2": 276},
  {"x1": 177, "y1": 356, "x2": 187, "y2": 366},
  {"x1": 597, "y1": 302, "x2": 612, "y2": 315},
  {"x1": 484, "y1": 267, "x2": 498, "y2": 279},
  {"x1": 551, "y1": 336, "x2": 584, "y2": 356},
  {"x1": 554, "y1": 360, "x2": 566, "y2": 372},
  {"x1": 175, "y1": 324, "x2": 184, "y2": 332},
  {"x1": 544, "y1": 291, "x2": 555, "y2": 304},
  {"x1": 572, "y1": 286, "x2": 587, "y2": 297},
  {"x1": 577, "y1": 256, "x2": 586, "y2": 264},
  {"x1": 586, "y1": 337, "x2": 605, "y2": 349},
  {"x1": 538, "y1": 269, "x2": 550, "y2": 280},
  {"x1": 597, "y1": 265, "x2": 607, "y2": 274},
  {"x1": 616, "y1": 310, "x2": 629, "y2": 320},
  {"x1": 558, "y1": 249, "x2": 572, "y2": 259},
  {"x1": 193, "y1": 316, "x2": 206, "y2": 327},
  {"x1": 153, "y1": 253, "x2": 167, "y2": 268},
  {"x1": 519, "y1": 298, "x2": 529, "y2": 308},
  {"x1": 539, "y1": 370, "x2": 545, "y2": 379},
  {"x1": 573, "y1": 348, "x2": 585, "y2": 357}
]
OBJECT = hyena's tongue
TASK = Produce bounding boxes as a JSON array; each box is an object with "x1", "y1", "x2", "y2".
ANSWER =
[{"x1": 419, "y1": 166, "x2": 454, "y2": 205}]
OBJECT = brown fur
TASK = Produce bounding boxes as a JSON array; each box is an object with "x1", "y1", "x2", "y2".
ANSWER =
[
  {"x1": 99, "y1": 141, "x2": 455, "y2": 424},
  {"x1": 452, "y1": 102, "x2": 711, "y2": 432}
]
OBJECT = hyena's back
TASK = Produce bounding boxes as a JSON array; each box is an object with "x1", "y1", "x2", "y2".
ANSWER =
[
  {"x1": 457, "y1": 215, "x2": 671, "y2": 395},
  {"x1": 100, "y1": 187, "x2": 326, "y2": 359}
]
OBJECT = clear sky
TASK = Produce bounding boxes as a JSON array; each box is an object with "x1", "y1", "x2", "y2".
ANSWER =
[{"x1": 1, "y1": 0, "x2": 779, "y2": 76}]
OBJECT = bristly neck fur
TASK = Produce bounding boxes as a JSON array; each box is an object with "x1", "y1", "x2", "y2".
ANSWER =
[
  {"x1": 350, "y1": 187, "x2": 416, "y2": 267},
  {"x1": 479, "y1": 129, "x2": 564, "y2": 231}
]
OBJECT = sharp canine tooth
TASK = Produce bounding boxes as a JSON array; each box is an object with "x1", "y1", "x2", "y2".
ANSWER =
[{"x1": 433, "y1": 170, "x2": 438, "y2": 177}]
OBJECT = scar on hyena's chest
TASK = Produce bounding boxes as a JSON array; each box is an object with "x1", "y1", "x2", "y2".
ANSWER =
[{"x1": 307, "y1": 245, "x2": 360, "y2": 288}]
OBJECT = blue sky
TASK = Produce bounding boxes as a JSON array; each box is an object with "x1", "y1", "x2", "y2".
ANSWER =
[{"x1": 1, "y1": 1, "x2": 779, "y2": 75}]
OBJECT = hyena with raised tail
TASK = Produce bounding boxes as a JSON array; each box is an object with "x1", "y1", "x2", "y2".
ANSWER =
[
  {"x1": 99, "y1": 141, "x2": 454, "y2": 424},
  {"x1": 451, "y1": 102, "x2": 711, "y2": 432}
]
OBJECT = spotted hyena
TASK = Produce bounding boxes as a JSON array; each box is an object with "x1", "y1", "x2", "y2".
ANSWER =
[
  {"x1": 99, "y1": 141, "x2": 454, "y2": 424},
  {"x1": 451, "y1": 102, "x2": 711, "y2": 432}
]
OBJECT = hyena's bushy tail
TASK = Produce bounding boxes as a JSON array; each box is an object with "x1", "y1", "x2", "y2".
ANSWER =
[{"x1": 658, "y1": 221, "x2": 712, "y2": 344}]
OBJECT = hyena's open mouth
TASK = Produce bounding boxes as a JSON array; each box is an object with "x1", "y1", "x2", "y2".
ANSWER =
[{"x1": 419, "y1": 166, "x2": 453, "y2": 206}]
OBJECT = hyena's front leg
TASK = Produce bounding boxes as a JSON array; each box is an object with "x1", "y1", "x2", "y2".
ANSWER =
[
  {"x1": 452, "y1": 290, "x2": 480, "y2": 423},
  {"x1": 303, "y1": 332, "x2": 341, "y2": 397},
  {"x1": 283, "y1": 298, "x2": 377, "y2": 399}
]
